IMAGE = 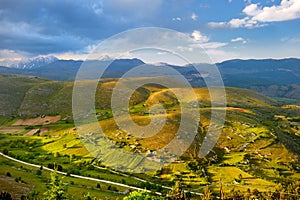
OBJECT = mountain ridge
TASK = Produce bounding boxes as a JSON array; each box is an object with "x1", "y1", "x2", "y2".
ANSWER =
[{"x1": 1, "y1": 57, "x2": 299, "y2": 101}]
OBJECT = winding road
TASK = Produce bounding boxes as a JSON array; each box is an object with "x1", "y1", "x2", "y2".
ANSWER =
[{"x1": 0, "y1": 152, "x2": 202, "y2": 196}]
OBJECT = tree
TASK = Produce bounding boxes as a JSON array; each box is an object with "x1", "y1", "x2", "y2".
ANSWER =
[
  {"x1": 36, "y1": 169, "x2": 42, "y2": 176},
  {"x1": 96, "y1": 183, "x2": 101, "y2": 189},
  {"x1": 202, "y1": 186, "x2": 212, "y2": 200},
  {"x1": 82, "y1": 192, "x2": 93, "y2": 200},
  {"x1": 167, "y1": 181, "x2": 186, "y2": 200},
  {"x1": 42, "y1": 170, "x2": 69, "y2": 200},
  {"x1": 3, "y1": 148, "x2": 9, "y2": 155},
  {"x1": 6, "y1": 172, "x2": 11, "y2": 177},
  {"x1": 0, "y1": 191, "x2": 12, "y2": 200}
]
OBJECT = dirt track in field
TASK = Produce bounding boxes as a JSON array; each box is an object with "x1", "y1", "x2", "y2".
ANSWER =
[{"x1": 13, "y1": 115, "x2": 61, "y2": 126}]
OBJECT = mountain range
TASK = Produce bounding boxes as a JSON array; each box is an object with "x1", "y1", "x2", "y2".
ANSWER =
[{"x1": 0, "y1": 57, "x2": 299, "y2": 102}]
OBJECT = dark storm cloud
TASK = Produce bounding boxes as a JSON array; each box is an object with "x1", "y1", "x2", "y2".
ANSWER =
[{"x1": 0, "y1": 0, "x2": 200, "y2": 55}]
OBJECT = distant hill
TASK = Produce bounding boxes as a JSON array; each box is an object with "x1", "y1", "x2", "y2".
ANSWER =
[
  {"x1": 0, "y1": 58, "x2": 299, "y2": 101},
  {"x1": 218, "y1": 58, "x2": 300, "y2": 85},
  {"x1": 0, "y1": 75, "x2": 46, "y2": 116},
  {"x1": 0, "y1": 75, "x2": 279, "y2": 118}
]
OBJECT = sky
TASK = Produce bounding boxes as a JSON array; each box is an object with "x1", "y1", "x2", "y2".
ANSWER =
[{"x1": 0, "y1": 0, "x2": 300, "y2": 64}]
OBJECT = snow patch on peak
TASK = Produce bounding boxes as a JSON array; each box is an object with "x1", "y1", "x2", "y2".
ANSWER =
[{"x1": 10, "y1": 55, "x2": 58, "y2": 69}]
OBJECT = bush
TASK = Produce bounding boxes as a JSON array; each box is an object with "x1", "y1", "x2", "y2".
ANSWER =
[
  {"x1": 36, "y1": 170, "x2": 42, "y2": 176},
  {"x1": 6, "y1": 172, "x2": 11, "y2": 177},
  {"x1": 111, "y1": 186, "x2": 118, "y2": 192},
  {"x1": 47, "y1": 163, "x2": 63, "y2": 171},
  {"x1": 123, "y1": 190, "x2": 163, "y2": 200},
  {"x1": 25, "y1": 126, "x2": 34, "y2": 130},
  {"x1": 0, "y1": 192, "x2": 12, "y2": 200},
  {"x1": 3, "y1": 149, "x2": 9, "y2": 155},
  {"x1": 96, "y1": 183, "x2": 101, "y2": 189}
]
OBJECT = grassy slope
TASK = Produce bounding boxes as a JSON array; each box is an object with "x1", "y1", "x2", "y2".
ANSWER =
[{"x1": 0, "y1": 75, "x2": 46, "y2": 118}]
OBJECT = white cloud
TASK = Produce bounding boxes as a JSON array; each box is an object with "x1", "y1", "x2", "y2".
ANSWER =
[
  {"x1": 228, "y1": 18, "x2": 249, "y2": 28},
  {"x1": 208, "y1": 17, "x2": 265, "y2": 28},
  {"x1": 185, "y1": 30, "x2": 230, "y2": 62},
  {"x1": 191, "y1": 42, "x2": 228, "y2": 49},
  {"x1": 208, "y1": 0, "x2": 300, "y2": 29},
  {"x1": 207, "y1": 22, "x2": 227, "y2": 28},
  {"x1": 228, "y1": 0, "x2": 233, "y2": 3},
  {"x1": 177, "y1": 46, "x2": 193, "y2": 52},
  {"x1": 250, "y1": 0, "x2": 300, "y2": 22},
  {"x1": 191, "y1": 30, "x2": 209, "y2": 42},
  {"x1": 0, "y1": 49, "x2": 31, "y2": 66},
  {"x1": 191, "y1": 13, "x2": 198, "y2": 20},
  {"x1": 243, "y1": 4, "x2": 261, "y2": 16},
  {"x1": 189, "y1": 30, "x2": 227, "y2": 49},
  {"x1": 0, "y1": 49, "x2": 27, "y2": 60},
  {"x1": 231, "y1": 37, "x2": 247, "y2": 43},
  {"x1": 172, "y1": 17, "x2": 182, "y2": 21}
]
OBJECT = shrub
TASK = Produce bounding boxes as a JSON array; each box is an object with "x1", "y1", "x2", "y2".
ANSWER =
[
  {"x1": 0, "y1": 192, "x2": 12, "y2": 200},
  {"x1": 36, "y1": 170, "x2": 42, "y2": 176},
  {"x1": 3, "y1": 149, "x2": 9, "y2": 155}
]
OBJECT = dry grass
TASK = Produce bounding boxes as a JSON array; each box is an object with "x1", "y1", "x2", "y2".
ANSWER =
[{"x1": 0, "y1": 126, "x2": 25, "y2": 134}]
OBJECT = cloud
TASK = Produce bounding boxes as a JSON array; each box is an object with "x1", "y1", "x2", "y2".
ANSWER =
[
  {"x1": 207, "y1": 22, "x2": 227, "y2": 28},
  {"x1": 191, "y1": 42, "x2": 228, "y2": 49},
  {"x1": 190, "y1": 30, "x2": 227, "y2": 53},
  {"x1": 191, "y1": 13, "x2": 198, "y2": 20},
  {"x1": 247, "y1": 0, "x2": 300, "y2": 22},
  {"x1": 243, "y1": 4, "x2": 261, "y2": 16},
  {"x1": 231, "y1": 37, "x2": 247, "y2": 43},
  {"x1": 0, "y1": 0, "x2": 165, "y2": 56},
  {"x1": 172, "y1": 17, "x2": 182, "y2": 21},
  {"x1": 189, "y1": 31, "x2": 228, "y2": 50},
  {"x1": 0, "y1": 49, "x2": 32, "y2": 66},
  {"x1": 0, "y1": 49, "x2": 26, "y2": 61},
  {"x1": 191, "y1": 30, "x2": 209, "y2": 42},
  {"x1": 208, "y1": 0, "x2": 300, "y2": 29},
  {"x1": 176, "y1": 46, "x2": 193, "y2": 52},
  {"x1": 208, "y1": 17, "x2": 265, "y2": 28}
]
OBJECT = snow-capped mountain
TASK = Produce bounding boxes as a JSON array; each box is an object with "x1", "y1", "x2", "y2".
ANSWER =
[{"x1": 10, "y1": 56, "x2": 58, "y2": 69}]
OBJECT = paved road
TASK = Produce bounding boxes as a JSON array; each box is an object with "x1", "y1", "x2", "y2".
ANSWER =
[
  {"x1": 1, "y1": 152, "x2": 202, "y2": 196},
  {"x1": 0, "y1": 152, "x2": 156, "y2": 194}
]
